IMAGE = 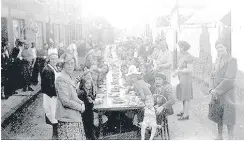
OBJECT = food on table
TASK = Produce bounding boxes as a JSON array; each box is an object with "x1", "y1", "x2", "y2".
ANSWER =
[
  {"x1": 109, "y1": 92, "x2": 120, "y2": 97},
  {"x1": 128, "y1": 101, "x2": 137, "y2": 106},
  {"x1": 128, "y1": 91, "x2": 136, "y2": 96},
  {"x1": 96, "y1": 94, "x2": 106, "y2": 99},
  {"x1": 112, "y1": 97, "x2": 125, "y2": 104},
  {"x1": 111, "y1": 80, "x2": 119, "y2": 85},
  {"x1": 111, "y1": 87, "x2": 120, "y2": 92}
]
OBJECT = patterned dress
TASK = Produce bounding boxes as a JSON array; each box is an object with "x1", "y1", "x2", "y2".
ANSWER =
[
  {"x1": 57, "y1": 121, "x2": 86, "y2": 140},
  {"x1": 21, "y1": 48, "x2": 34, "y2": 87}
]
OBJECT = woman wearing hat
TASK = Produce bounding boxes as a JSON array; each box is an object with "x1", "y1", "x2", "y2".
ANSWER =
[
  {"x1": 21, "y1": 40, "x2": 34, "y2": 91},
  {"x1": 41, "y1": 53, "x2": 59, "y2": 139},
  {"x1": 173, "y1": 40, "x2": 194, "y2": 120},
  {"x1": 150, "y1": 73, "x2": 175, "y2": 117},
  {"x1": 55, "y1": 53, "x2": 86, "y2": 140},
  {"x1": 208, "y1": 40, "x2": 237, "y2": 140}
]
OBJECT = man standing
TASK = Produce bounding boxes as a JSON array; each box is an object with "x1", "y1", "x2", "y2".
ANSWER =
[{"x1": 32, "y1": 43, "x2": 49, "y2": 85}]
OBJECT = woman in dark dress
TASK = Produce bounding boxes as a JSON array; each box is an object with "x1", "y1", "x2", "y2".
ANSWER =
[
  {"x1": 208, "y1": 40, "x2": 237, "y2": 140},
  {"x1": 4, "y1": 39, "x2": 24, "y2": 98},
  {"x1": 21, "y1": 41, "x2": 34, "y2": 91}
]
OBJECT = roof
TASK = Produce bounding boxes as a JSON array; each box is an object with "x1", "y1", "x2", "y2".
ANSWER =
[{"x1": 185, "y1": 6, "x2": 230, "y2": 25}]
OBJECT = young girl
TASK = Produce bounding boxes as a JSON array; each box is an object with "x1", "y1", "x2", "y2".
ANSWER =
[
  {"x1": 141, "y1": 96, "x2": 157, "y2": 140},
  {"x1": 77, "y1": 75, "x2": 96, "y2": 140}
]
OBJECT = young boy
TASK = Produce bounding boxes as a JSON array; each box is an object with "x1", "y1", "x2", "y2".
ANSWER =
[{"x1": 141, "y1": 96, "x2": 157, "y2": 140}]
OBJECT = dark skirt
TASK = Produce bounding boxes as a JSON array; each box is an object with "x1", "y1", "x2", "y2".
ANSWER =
[
  {"x1": 21, "y1": 60, "x2": 32, "y2": 86},
  {"x1": 82, "y1": 104, "x2": 96, "y2": 140},
  {"x1": 57, "y1": 121, "x2": 86, "y2": 140},
  {"x1": 208, "y1": 99, "x2": 236, "y2": 125}
]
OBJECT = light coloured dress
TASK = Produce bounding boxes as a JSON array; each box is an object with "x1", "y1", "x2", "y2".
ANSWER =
[
  {"x1": 55, "y1": 76, "x2": 86, "y2": 140},
  {"x1": 155, "y1": 50, "x2": 173, "y2": 82},
  {"x1": 176, "y1": 52, "x2": 194, "y2": 101}
]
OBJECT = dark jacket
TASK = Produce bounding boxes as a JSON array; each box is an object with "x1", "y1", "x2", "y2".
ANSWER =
[
  {"x1": 11, "y1": 47, "x2": 20, "y2": 58},
  {"x1": 41, "y1": 65, "x2": 57, "y2": 97},
  {"x1": 77, "y1": 81, "x2": 95, "y2": 108}
]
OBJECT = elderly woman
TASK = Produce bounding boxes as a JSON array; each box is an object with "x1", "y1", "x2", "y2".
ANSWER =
[
  {"x1": 208, "y1": 40, "x2": 237, "y2": 140},
  {"x1": 55, "y1": 53, "x2": 86, "y2": 140},
  {"x1": 150, "y1": 73, "x2": 175, "y2": 123},
  {"x1": 41, "y1": 53, "x2": 59, "y2": 139},
  {"x1": 154, "y1": 40, "x2": 173, "y2": 83},
  {"x1": 173, "y1": 40, "x2": 194, "y2": 120},
  {"x1": 21, "y1": 41, "x2": 34, "y2": 92}
]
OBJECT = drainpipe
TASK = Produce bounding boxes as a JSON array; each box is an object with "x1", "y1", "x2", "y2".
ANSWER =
[
  {"x1": 7, "y1": 6, "x2": 14, "y2": 52},
  {"x1": 171, "y1": 0, "x2": 179, "y2": 70}
]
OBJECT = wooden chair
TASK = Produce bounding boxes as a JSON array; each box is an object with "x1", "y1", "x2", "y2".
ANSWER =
[
  {"x1": 157, "y1": 116, "x2": 170, "y2": 140},
  {"x1": 137, "y1": 116, "x2": 170, "y2": 140}
]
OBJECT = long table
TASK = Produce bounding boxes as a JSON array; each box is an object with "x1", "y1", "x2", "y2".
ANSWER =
[{"x1": 94, "y1": 44, "x2": 145, "y2": 138}]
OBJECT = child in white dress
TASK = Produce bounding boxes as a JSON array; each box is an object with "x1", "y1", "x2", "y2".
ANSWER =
[{"x1": 141, "y1": 96, "x2": 157, "y2": 140}]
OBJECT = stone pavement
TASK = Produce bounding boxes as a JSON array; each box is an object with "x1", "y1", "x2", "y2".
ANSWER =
[
  {"x1": 157, "y1": 82, "x2": 244, "y2": 140},
  {"x1": 1, "y1": 84, "x2": 41, "y2": 126}
]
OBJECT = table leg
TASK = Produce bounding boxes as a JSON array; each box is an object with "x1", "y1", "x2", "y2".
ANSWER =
[{"x1": 98, "y1": 112, "x2": 103, "y2": 138}]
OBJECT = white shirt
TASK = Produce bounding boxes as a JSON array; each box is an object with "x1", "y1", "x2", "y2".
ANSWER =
[
  {"x1": 48, "y1": 48, "x2": 58, "y2": 56},
  {"x1": 32, "y1": 48, "x2": 37, "y2": 59}
]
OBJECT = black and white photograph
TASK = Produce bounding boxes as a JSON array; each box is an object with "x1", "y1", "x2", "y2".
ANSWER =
[{"x1": 1, "y1": 0, "x2": 244, "y2": 140}]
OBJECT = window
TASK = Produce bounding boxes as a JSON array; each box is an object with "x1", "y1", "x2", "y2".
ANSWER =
[
  {"x1": 36, "y1": 22, "x2": 43, "y2": 50},
  {"x1": 12, "y1": 19, "x2": 25, "y2": 42}
]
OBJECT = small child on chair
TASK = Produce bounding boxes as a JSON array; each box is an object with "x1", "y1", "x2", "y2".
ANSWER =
[{"x1": 141, "y1": 96, "x2": 157, "y2": 140}]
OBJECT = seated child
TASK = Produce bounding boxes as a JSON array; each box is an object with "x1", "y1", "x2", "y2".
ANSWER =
[{"x1": 141, "y1": 96, "x2": 157, "y2": 140}]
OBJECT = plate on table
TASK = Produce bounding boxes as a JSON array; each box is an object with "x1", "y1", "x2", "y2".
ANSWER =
[
  {"x1": 128, "y1": 91, "x2": 136, "y2": 96},
  {"x1": 111, "y1": 81, "x2": 119, "y2": 85},
  {"x1": 112, "y1": 73, "x2": 120, "y2": 77},
  {"x1": 112, "y1": 97, "x2": 125, "y2": 104},
  {"x1": 111, "y1": 87, "x2": 120, "y2": 92},
  {"x1": 109, "y1": 92, "x2": 120, "y2": 97},
  {"x1": 99, "y1": 84, "x2": 106, "y2": 88},
  {"x1": 96, "y1": 94, "x2": 106, "y2": 99},
  {"x1": 99, "y1": 87, "x2": 107, "y2": 92}
]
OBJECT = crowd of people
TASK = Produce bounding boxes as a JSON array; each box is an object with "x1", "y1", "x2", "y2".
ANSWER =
[{"x1": 1, "y1": 34, "x2": 238, "y2": 140}]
